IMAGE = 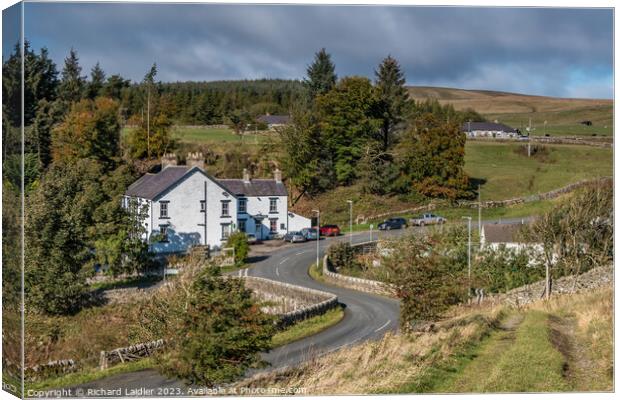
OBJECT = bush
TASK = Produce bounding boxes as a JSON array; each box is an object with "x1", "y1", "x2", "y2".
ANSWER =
[
  {"x1": 327, "y1": 242, "x2": 358, "y2": 271},
  {"x1": 474, "y1": 246, "x2": 545, "y2": 293},
  {"x1": 138, "y1": 264, "x2": 275, "y2": 386},
  {"x1": 382, "y1": 234, "x2": 467, "y2": 329},
  {"x1": 225, "y1": 232, "x2": 250, "y2": 266}
]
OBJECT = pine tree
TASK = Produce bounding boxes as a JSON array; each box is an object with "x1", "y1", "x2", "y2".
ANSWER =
[
  {"x1": 58, "y1": 48, "x2": 85, "y2": 104},
  {"x1": 375, "y1": 55, "x2": 410, "y2": 151},
  {"x1": 304, "y1": 48, "x2": 337, "y2": 100},
  {"x1": 87, "y1": 62, "x2": 106, "y2": 99}
]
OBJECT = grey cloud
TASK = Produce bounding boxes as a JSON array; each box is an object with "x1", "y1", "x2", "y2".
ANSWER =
[{"x1": 22, "y1": 3, "x2": 612, "y2": 98}]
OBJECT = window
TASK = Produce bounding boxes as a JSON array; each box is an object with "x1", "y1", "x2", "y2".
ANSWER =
[
  {"x1": 221, "y1": 224, "x2": 231, "y2": 239},
  {"x1": 200, "y1": 200, "x2": 206, "y2": 213},
  {"x1": 269, "y1": 198, "x2": 278, "y2": 214},
  {"x1": 159, "y1": 225, "x2": 169, "y2": 242},
  {"x1": 270, "y1": 219, "x2": 278, "y2": 233},
  {"x1": 238, "y1": 219, "x2": 246, "y2": 232},
  {"x1": 160, "y1": 201, "x2": 169, "y2": 218},
  {"x1": 280, "y1": 223, "x2": 286, "y2": 230},
  {"x1": 221, "y1": 200, "x2": 230, "y2": 217},
  {"x1": 239, "y1": 198, "x2": 247, "y2": 213}
]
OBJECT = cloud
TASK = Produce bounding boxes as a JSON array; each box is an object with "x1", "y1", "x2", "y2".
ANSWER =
[{"x1": 21, "y1": 3, "x2": 613, "y2": 98}]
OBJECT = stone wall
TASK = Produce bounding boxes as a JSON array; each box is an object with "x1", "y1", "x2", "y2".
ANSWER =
[
  {"x1": 360, "y1": 177, "x2": 611, "y2": 222},
  {"x1": 322, "y1": 242, "x2": 396, "y2": 297},
  {"x1": 244, "y1": 276, "x2": 339, "y2": 328},
  {"x1": 491, "y1": 265, "x2": 613, "y2": 307}
]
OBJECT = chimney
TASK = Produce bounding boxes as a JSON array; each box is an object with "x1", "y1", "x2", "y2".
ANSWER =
[
  {"x1": 186, "y1": 152, "x2": 204, "y2": 170},
  {"x1": 243, "y1": 168, "x2": 251, "y2": 183},
  {"x1": 161, "y1": 153, "x2": 177, "y2": 169},
  {"x1": 274, "y1": 168, "x2": 282, "y2": 183}
]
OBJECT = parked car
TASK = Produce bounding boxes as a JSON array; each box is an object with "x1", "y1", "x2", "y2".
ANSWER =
[
  {"x1": 319, "y1": 224, "x2": 341, "y2": 237},
  {"x1": 410, "y1": 213, "x2": 447, "y2": 226},
  {"x1": 378, "y1": 218, "x2": 407, "y2": 230},
  {"x1": 283, "y1": 231, "x2": 307, "y2": 243},
  {"x1": 300, "y1": 227, "x2": 319, "y2": 240}
]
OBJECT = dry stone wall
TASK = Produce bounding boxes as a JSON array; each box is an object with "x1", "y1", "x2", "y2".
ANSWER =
[
  {"x1": 244, "y1": 276, "x2": 339, "y2": 328},
  {"x1": 322, "y1": 242, "x2": 396, "y2": 297},
  {"x1": 491, "y1": 265, "x2": 613, "y2": 307}
]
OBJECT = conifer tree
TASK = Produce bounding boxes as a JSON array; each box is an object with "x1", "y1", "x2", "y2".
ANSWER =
[
  {"x1": 375, "y1": 55, "x2": 410, "y2": 151},
  {"x1": 304, "y1": 48, "x2": 337, "y2": 100},
  {"x1": 58, "y1": 48, "x2": 85, "y2": 104},
  {"x1": 87, "y1": 62, "x2": 106, "y2": 99}
]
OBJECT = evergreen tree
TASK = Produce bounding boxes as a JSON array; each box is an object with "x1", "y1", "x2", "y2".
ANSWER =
[
  {"x1": 58, "y1": 48, "x2": 85, "y2": 104},
  {"x1": 30, "y1": 99, "x2": 64, "y2": 170},
  {"x1": 316, "y1": 76, "x2": 380, "y2": 185},
  {"x1": 3, "y1": 41, "x2": 59, "y2": 126},
  {"x1": 304, "y1": 48, "x2": 337, "y2": 100},
  {"x1": 375, "y1": 55, "x2": 410, "y2": 151},
  {"x1": 101, "y1": 74, "x2": 130, "y2": 101},
  {"x1": 25, "y1": 160, "x2": 104, "y2": 315},
  {"x1": 87, "y1": 62, "x2": 106, "y2": 99}
]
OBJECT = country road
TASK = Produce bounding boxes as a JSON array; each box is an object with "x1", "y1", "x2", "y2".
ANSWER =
[{"x1": 65, "y1": 218, "x2": 527, "y2": 395}]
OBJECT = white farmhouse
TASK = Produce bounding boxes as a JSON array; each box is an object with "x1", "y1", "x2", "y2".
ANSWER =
[
  {"x1": 124, "y1": 153, "x2": 310, "y2": 254},
  {"x1": 462, "y1": 122, "x2": 519, "y2": 139}
]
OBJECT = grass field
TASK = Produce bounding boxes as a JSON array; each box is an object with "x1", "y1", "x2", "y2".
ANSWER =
[
  {"x1": 271, "y1": 308, "x2": 344, "y2": 348},
  {"x1": 408, "y1": 86, "x2": 613, "y2": 137},
  {"x1": 122, "y1": 126, "x2": 270, "y2": 144},
  {"x1": 293, "y1": 142, "x2": 611, "y2": 227},
  {"x1": 464, "y1": 142, "x2": 612, "y2": 201}
]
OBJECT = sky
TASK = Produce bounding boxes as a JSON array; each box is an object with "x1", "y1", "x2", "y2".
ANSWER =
[{"x1": 6, "y1": 3, "x2": 615, "y2": 99}]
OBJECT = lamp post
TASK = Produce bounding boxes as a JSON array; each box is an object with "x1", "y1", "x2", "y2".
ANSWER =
[
  {"x1": 313, "y1": 209, "x2": 320, "y2": 268},
  {"x1": 462, "y1": 216, "x2": 472, "y2": 296},
  {"x1": 346, "y1": 200, "x2": 353, "y2": 245}
]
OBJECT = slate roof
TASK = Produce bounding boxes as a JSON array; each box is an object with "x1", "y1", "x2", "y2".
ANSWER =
[
  {"x1": 217, "y1": 179, "x2": 288, "y2": 197},
  {"x1": 125, "y1": 166, "x2": 191, "y2": 199},
  {"x1": 257, "y1": 114, "x2": 291, "y2": 125},
  {"x1": 126, "y1": 166, "x2": 287, "y2": 199},
  {"x1": 462, "y1": 122, "x2": 517, "y2": 133},
  {"x1": 482, "y1": 223, "x2": 527, "y2": 244}
]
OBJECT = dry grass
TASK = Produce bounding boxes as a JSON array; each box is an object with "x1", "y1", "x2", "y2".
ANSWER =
[
  {"x1": 236, "y1": 305, "x2": 504, "y2": 394},
  {"x1": 528, "y1": 286, "x2": 613, "y2": 391}
]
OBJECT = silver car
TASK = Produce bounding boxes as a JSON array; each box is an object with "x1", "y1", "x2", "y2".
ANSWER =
[{"x1": 283, "y1": 231, "x2": 307, "y2": 243}]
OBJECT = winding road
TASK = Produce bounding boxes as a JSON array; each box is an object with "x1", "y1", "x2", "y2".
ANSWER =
[{"x1": 66, "y1": 219, "x2": 525, "y2": 394}]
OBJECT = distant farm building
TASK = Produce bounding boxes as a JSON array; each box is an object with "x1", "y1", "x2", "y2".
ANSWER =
[
  {"x1": 257, "y1": 114, "x2": 291, "y2": 130},
  {"x1": 462, "y1": 122, "x2": 519, "y2": 138}
]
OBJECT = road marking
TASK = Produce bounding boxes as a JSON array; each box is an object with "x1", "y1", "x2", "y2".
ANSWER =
[
  {"x1": 279, "y1": 257, "x2": 290, "y2": 265},
  {"x1": 295, "y1": 250, "x2": 310, "y2": 255},
  {"x1": 374, "y1": 320, "x2": 391, "y2": 333},
  {"x1": 276, "y1": 266, "x2": 280, "y2": 276}
]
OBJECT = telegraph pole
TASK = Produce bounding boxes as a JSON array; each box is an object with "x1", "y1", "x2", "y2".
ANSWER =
[
  {"x1": 147, "y1": 88, "x2": 150, "y2": 159},
  {"x1": 462, "y1": 216, "x2": 472, "y2": 296}
]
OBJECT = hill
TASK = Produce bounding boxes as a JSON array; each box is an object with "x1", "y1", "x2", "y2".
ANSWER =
[{"x1": 408, "y1": 86, "x2": 613, "y2": 136}]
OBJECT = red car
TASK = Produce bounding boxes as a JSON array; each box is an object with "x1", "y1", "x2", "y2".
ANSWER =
[{"x1": 319, "y1": 224, "x2": 341, "y2": 237}]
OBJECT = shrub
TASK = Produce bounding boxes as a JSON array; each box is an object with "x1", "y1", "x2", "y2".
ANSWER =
[
  {"x1": 225, "y1": 231, "x2": 250, "y2": 266},
  {"x1": 382, "y1": 234, "x2": 467, "y2": 329},
  {"x1": 139, "y1": 264, "x2": 275, "y2": 386},
  {"x1": 327, "y1": 242, "x2": 358, "y2": 271}
]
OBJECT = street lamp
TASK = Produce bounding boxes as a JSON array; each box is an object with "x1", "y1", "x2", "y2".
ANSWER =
[
  {"x1": 346, "y1": 200, "x2": 353, "y2": 245},
  {"x1": 462, "y1": 216, "x2": 472, "y2": 297},
  {"x1": 313, "y1": 209, "x2": 320, "y2": 268}
]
